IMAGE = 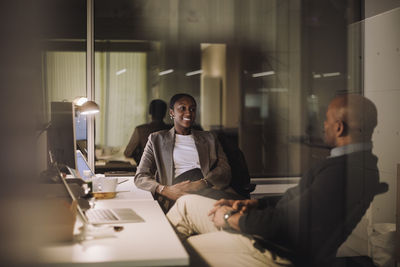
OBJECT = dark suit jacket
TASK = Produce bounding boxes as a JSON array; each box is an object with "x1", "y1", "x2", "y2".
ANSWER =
[
  {"x1": 124, "y1": 120, "x2": 171, "y2": 164},
  {"x1": 239, "y1": 150, "x2": 381, "y2": 266},
  {"x1": 134, "y1": 127, "x2": 232, "y2": 194}
]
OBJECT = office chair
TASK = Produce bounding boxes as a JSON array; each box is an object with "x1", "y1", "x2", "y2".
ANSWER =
[{"x1": 214, "y1": 130, "x2": 255, "y2": 198}]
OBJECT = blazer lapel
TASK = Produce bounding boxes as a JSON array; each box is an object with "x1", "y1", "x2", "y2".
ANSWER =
[
  {"x1": 193, "y1": 130, "x2": 209, "y2": 176},
  {"x1": 162, "y1": 127, "x2": 175, "y2": 183}
]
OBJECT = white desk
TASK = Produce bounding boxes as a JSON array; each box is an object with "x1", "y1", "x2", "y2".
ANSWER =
[
  {"x1": 39, "y1": 180, "x2": 189, "y2": 266},
  {"x1": 110, "y1": 177, "x2": 154, "y2": 201}
]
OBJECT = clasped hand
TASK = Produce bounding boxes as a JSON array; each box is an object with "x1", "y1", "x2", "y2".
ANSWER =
[{"x1": 208, "y1": 198, "x2": 259, "y2": 229}]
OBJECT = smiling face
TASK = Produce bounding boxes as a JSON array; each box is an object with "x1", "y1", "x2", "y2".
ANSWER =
[{"x1": 170, "y1": 96, "x2": 196, "y2": 135}]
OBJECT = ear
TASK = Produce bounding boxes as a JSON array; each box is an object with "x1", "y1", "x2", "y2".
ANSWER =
[
  {"x1": 336, "y1": 120, "x2": 345, "y2": 137},
  {"x1": 169, "y1": 109, "x2": 174, "y2": 118}
]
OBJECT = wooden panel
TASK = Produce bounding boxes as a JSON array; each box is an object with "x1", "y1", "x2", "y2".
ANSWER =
[{"x1": 200, "y1": 76, "x2": 222, "y2": 130}]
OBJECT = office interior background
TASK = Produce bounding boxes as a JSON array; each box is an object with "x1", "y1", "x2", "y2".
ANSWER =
[{"x1": 0, "y1": 0, "x2": 399, "y2": 264}]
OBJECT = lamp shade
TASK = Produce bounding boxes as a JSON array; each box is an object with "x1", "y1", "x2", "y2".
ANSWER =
[
  {"x1": 72, "y1": 96, "x2": 89, "y2": 106},
  {"x1": 79, "y1": 101, "x2": 99, "y2": 115}
]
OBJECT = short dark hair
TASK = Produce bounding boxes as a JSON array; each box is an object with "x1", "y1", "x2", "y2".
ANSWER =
[
  {"x1": 335, "y1": 94, "x2": 377, "y2": 140},
  {"x1": 169, "y1": 93, "x2": 197, "y2": 109},
  {"x1": 149, "y1": 99, "x2": 167, "y2": 120}
]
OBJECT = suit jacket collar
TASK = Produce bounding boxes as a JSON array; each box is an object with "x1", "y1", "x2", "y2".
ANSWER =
[
  {"x1": 329, "y1": 142, "x2": 373, "y2": 158},
  {"x1": 162, "y1": 127, "x2": 175, "y2": 181}
]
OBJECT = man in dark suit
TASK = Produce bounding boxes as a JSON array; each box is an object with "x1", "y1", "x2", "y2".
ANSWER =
[
  {"x1": 166, "y1": 94, "x2": 383, "y2": 266},
  {"x1": 124, "y1": 99, "x2": 171, "y2": 164}
]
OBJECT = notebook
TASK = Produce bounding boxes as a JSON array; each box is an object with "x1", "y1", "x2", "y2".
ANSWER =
[{"x1": 57, "y1": 163, "x2": 144, "y2": 225}]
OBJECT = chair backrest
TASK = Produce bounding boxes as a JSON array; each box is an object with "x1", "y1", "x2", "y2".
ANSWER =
[
  {"x1": 214, "y1": 130, "x2": 254, "y2": 198},
  {"x1": 377, "y1": 182, "x2": 388, "y2": 195}
]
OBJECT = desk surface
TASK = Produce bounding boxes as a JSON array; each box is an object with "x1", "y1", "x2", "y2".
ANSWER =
[
  {"x1": 39, "y1": 182, "x2": 188, "y2": 266},
  {"x1": 111, "y1": 177, "x2": 154, "y2": 201}
]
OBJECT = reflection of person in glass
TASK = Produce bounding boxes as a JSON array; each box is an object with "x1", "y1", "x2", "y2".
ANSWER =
[
  {"x1": 134, "y1": 93, "x2": 235, "y2": 209},
  {"x1": 166, "y1": 94, "x2": 384, "y2": 267},
  {"x1": 124, "y1": 99, "x2": 171, "y2": 164}
]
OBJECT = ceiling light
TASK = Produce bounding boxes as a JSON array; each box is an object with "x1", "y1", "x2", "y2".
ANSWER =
[
  {"x1": 186, "y1": 70, "x2": 203, "y2": 76},
  {"x1": 116, "y1": 68, "x2": 127, "y2": 75},
  {"x1": 322, "y1": 72, "x2": 341, "y2": 77},
  {"x1": 159, "y1": 69, "x2": 174, "y2": 76},
  {"x1": 252, "y1": 71, "x2": 275, "y2": 78}
]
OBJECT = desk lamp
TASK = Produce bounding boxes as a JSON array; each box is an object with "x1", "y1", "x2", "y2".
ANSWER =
[{"x1": 73, "y1": 97, "x2": 100, "y2": 115}]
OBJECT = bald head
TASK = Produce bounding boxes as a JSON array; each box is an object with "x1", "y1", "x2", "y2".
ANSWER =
[{"x1": 324, "y1": 94, "x2": 377, "y2": 147}]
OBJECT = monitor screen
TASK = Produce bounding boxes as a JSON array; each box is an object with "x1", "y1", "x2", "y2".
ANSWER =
[
  {"x1": 75, "y1": 112, "x2": 87, "y2": 158},
  {"x1": 75, "y1": 113, "x2": 87, "y2": 141},
  {"x1": 48, "y1": 101, "x2": 76, "y2": 170},
  {"x1": 76, "y1": 150, "x2": 94, "y2": 180}
]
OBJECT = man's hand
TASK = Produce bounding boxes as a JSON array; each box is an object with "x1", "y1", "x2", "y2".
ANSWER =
[
  {"x1": 208, "y1": 198, "x2": 259, "y2": 231},
  {"x1": 209, "y1": 205, "x2": 234, "y2": 229},
  {"x1": 209, "y1": 198, "x2": 259, "y2": 216},
  {"x1": 209, "y1": 204, "x2": 244, "y2": 231},
  {"x1": 231, "y1": 199, "x2": 259, "y2": 214}
]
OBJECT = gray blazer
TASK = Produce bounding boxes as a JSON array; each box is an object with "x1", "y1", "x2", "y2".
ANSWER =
[{"x1": 134, "y1": 127, "x2": 231, "y2": 194}]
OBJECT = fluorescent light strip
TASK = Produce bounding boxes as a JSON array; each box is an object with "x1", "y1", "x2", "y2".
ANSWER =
[
  {"x1": 313, "y1": 74, "x2": 322, "y2": 79},
  {"x1": 116, "y1": 68, "x2": 126, "y2": 75},
  {"x1": 186, "y1": 70, "x2": 203, "y2": 76},
  {"x1": 322, "y1": 72, "x2": 340, "y2": 77},
  {"x1": 258, "y1": 88, "x2": 288, "y2": 93},
  {"x1": 159, "y1": 69, "x2": 174, "y2": 76},
  {"x1": 252, "y1": 71, "x2": 275, "y2": 78}
]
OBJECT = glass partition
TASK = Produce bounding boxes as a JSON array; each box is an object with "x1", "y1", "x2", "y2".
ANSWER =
[
  {"x1": 94, "y1": 50, "x2": 147, "y2": 148},
  {"x1": 42, "y1": 0, "x2": 362, "y2": 178}
]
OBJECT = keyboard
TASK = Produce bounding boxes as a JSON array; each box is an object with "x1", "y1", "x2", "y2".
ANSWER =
[
  {"x1": 86, "y1": 209, "x2": 118, "y2": 222},
  {"x1": 85, "y1": 208, "x2": 144, "y2": 224}
]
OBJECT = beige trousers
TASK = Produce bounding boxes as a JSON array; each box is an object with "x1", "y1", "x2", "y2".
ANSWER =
[{"x1": 167, "y1": 195, "x2": 292, "y2": 267}]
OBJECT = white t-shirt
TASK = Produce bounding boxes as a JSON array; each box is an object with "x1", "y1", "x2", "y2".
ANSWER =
[{"x1": 173, "y1": 134, "x2": 201, "y2": 178}]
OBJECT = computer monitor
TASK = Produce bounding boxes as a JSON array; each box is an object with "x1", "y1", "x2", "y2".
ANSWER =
[{"x1": 48, "y1": 101, "x2": 77, "y2": 170}]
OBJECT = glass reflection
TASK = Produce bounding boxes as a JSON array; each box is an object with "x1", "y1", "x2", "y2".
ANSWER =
[{"x1": 42, "y1": 0, "x2": 362, "y2": 178}]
